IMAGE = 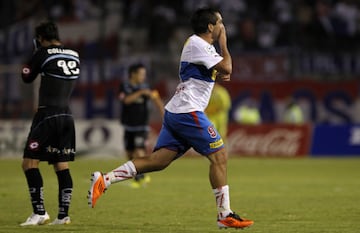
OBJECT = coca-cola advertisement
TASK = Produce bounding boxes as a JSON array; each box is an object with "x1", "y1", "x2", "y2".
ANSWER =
[{"x1": 227, "y1": 124, "x2": 312, "y2": 157}]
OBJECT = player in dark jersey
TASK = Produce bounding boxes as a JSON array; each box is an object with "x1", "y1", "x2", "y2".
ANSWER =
[
  {"x1": 118, "y1": 63, "x2": 164, "y2": 188},
  {"x1": 20, "y1": 21, "x2": 80, "y2": 226}
]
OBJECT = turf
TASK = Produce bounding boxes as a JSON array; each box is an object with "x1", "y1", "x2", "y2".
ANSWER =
[{"x1": 0, "y1": 156, "x2": 359, "y2": 233}]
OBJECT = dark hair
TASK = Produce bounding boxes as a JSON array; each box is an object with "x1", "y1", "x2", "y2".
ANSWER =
[
  {"x1": 128, "y1": 63, "x2": 145, "y2": 76},
  {"x1": 35, "y1": 21, "x2": 60, "y2": 41},
  {"x1": 191, "y1": 8, "x2": 219, "y2": 34}
]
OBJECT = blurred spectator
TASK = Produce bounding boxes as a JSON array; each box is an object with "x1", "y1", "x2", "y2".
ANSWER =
[
  {"x1": 257, "y1": 18, "x2": 279, "y2": 49},
  {"x1": 333, "y1": 0, "x2": 359, "y2": 50},
  {"x1": 73, "y1": 0, "x2": 101, "y2": 21},
  {"x1": 44, "y1": 0, "x2": 76, "y2": 21},
  {"x1": 271, "y1": 0, "x2": 293, "y2": 47},
  {"x1": 237, "y1": 17, "x2": 260, "y2": 50},
  {"x1": 333, "y1": 0, "x2": 359, "y2": 37},
  {"x1": 283, "y1": 98, "x2": 304, "y2": 124},
  {"x1": 305, "y1": 0, "x2": 348, "y2": 50},
  {"x1": 148, "y1": 4, "x2": 176, "y2": 51},
  {"x1": 0, "y1": 1, "x2": 17, "y2": 29},
  {"x1": 234, "y1": 98, "x2": 261, "y2": 125},
  {"x1": 123, "y1": 0, "x2": 149, "y2": 27}
]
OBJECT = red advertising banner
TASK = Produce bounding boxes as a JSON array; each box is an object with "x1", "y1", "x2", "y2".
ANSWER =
[{"x1": 227, "y1": 123, "x2": 312, "y2": 157}]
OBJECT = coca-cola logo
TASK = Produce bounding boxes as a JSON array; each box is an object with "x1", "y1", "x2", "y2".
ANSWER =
[{"x1": 228, "y1": 128, "x2": 303, "y2": 156}]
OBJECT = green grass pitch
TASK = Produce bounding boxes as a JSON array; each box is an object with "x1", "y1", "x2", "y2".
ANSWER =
[{"x1": 0, "y1": 156, "x2": 359, "y2": 233}]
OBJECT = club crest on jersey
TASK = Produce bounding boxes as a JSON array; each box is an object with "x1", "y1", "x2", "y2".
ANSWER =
[
  {"x1": 208, "y1": 125, "x2": 217, "y2": 138},
  {"x1": 28, "y1": 140, "x2": 40, "y2": 151},
  {"x1": 204, "y1": 45, "x2": 217, "y2": 56}
]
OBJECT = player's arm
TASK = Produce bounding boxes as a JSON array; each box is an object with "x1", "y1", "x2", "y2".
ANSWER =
[
  {"x1": 150, "y1": 90, "x2": 165, "y2": 117},
  {"x1": 119, "y1": 89, "x2": 152, "y2": 105},
  {"x1": 21, "y1": 50, "x2": 42, "y2": 83},
  {"x1": 214, "y1": 26, "x2": 232, "y2": 80}
]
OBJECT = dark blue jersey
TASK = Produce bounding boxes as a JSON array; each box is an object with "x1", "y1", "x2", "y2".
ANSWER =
[
  {"x1": 119, "y1": 81, "x2": 150, "y2": 130},
  {"x1": 21, "y1": 45, "x2": 80, "y2": 107}
]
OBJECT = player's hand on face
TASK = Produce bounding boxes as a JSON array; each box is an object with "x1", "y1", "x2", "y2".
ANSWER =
[{"x1": 218, "y1": 25, "x2": 227, "y2": 44}]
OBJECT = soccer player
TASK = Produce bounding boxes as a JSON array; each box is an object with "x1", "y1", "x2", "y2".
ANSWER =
[
  {"x1": 118, "y1": 63, "x2": 164, "y2": 188},
  {"x1": 20, "y1": 22, "x2": 80, "y2": 226},
  {"x1": 88, "y1": 8, "x2": 254, "y2": 229}
]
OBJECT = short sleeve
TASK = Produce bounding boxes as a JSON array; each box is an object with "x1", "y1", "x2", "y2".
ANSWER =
[{"x1": 186, "y1": 39, "x2": 223, "y2": 69}]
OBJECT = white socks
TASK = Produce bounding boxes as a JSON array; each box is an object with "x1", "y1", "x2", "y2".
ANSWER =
[
  {"x1": 213, "y1": 185, "x2": 232, "y2": 219},
  {"x1": 104, "y1": 161, "x2": 137, "y2": 187}
]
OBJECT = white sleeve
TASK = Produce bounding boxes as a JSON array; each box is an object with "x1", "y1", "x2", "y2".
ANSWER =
[{"x1": 189, "y1": 42, "x2": 223, "y2": 69}]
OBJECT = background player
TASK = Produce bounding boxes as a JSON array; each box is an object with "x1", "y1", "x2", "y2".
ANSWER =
[
  {"x1": 88, "y1": 8, "x2": 253, "y2": 229},
  {"x1": 118, "y1": 63, "x2": 164, "y2": 188},
  {"x1": 205, "y1": 83, "x2": 232, "y2": 141},
  {"x1": 20, "y1": 21, "x2": 80, "y2": 226}
]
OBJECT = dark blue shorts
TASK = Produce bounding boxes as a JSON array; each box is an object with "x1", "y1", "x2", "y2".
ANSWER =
[
  {"x1": 23, "y1": 106, "x2": 76, "y2": 164},
  {"x1": 154, "y1": 110, "x2": 224, "y2": 158},
  {"x1": 124, "y1": 130, "x2": 148, "y2": 151}
]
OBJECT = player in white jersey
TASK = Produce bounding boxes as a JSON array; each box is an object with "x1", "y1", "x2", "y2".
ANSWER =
[{"x1": 88, "y1": 7, "x2": 253, "y2": 229}]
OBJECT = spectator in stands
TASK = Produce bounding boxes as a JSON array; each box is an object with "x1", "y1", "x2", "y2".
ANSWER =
[
  {"x1": 305, "y1": 0, "x2": 347, "y2": 50},
  {"x1": 283, "y1": 98, "x2": 304, "y2": 124},
  {"x1": 234, "y1": 98, "x2": 261, "y2": 125}
]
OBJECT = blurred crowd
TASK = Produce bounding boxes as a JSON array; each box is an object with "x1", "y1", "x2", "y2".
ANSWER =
[{"x1": 1, "y1": 0, "x2": 360, "y2": 53}]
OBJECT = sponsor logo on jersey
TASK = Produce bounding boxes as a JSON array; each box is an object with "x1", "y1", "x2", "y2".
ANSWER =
[
  {"x1": 28, "y1": 140, "x2": 39, "y2": 150},
  {"x1": 22, "y1": 67, "x2": 31, "y2": 74},
  {"x1": 208, "y1": 125, "x2": 217, "y2": 138},
  {"x1": 46, "y1": 146, "x2": 75, "y2": 155},
  {"x1": 209, "y1": 139, "x2": 224, "y2": 149}
]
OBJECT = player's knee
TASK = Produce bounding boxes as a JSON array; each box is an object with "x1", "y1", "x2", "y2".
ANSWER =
[{"x1": 22, "y1": 158, "x2": 39, "y2": 171}]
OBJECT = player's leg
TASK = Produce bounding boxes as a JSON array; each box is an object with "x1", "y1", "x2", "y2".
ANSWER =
[
  {"x1": 185, "y1": 111, "x2": 253, "y2": 229},
  {"x1": 88, "y1": 114, "x2": 182, "y2": 208},
  {"x1": 88, "y1": 148, "x2": 177, "y2": 208},
  {"x1": 20, "y1": 111, "x2": 51, "y2": 226},
  {"x1": 49, "y1": 110, "x2": 75, "y2": 225},
  {"x1": 130, "y1": 131, "x2": 150, "y2": 187},
  {"x1": 124, "y1": 130, "x2": 135, "y2": 160},
  {"x1": 87, "y1": 110, "x2": 189, "y2": 208},
  {"x1": 207, "y1": 149, "x2": 254, "y2": 229},
  {"x1": 124, "y1": 130, "x2": 146, "y2": 187},
  {"x1": 21, "y1": 158, "x2": 50, "y2": 226},
  {"x1": 207, "y1": 148, "x2": 227, "y2": 189},
  {"x1": 49, "y1": 162, "x2": 72, "y2": 225},
  {"x1": 131, "y1": 148, "x2": 149, "y2": 187}
]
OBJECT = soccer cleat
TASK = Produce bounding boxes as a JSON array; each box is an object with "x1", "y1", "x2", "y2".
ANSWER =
[
  {"x1": 20, "y1": 212, "x2": 50, "y2": 226},
  {"x1": 217, "y1": 212, "x2": 254, "y2": 229},
  {"x1": 48, "y1": 216, "x2": 71, "y2": 225},
  {"x1": 88, "y1": 171, "x2": 106, "y2": 208}
]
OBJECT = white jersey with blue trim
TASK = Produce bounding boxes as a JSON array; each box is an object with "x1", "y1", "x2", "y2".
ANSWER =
[{"x1": 165, "y1": 35, "x2": 223, "y2": 113}]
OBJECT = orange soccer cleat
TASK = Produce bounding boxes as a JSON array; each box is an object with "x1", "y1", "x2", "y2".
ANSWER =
[
  {"x1": 87, "y1": 171, "x2": 106, "y2": 208},
  {"x1": 217, "y1": 212, "x2": 254, "y2": 229}
]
